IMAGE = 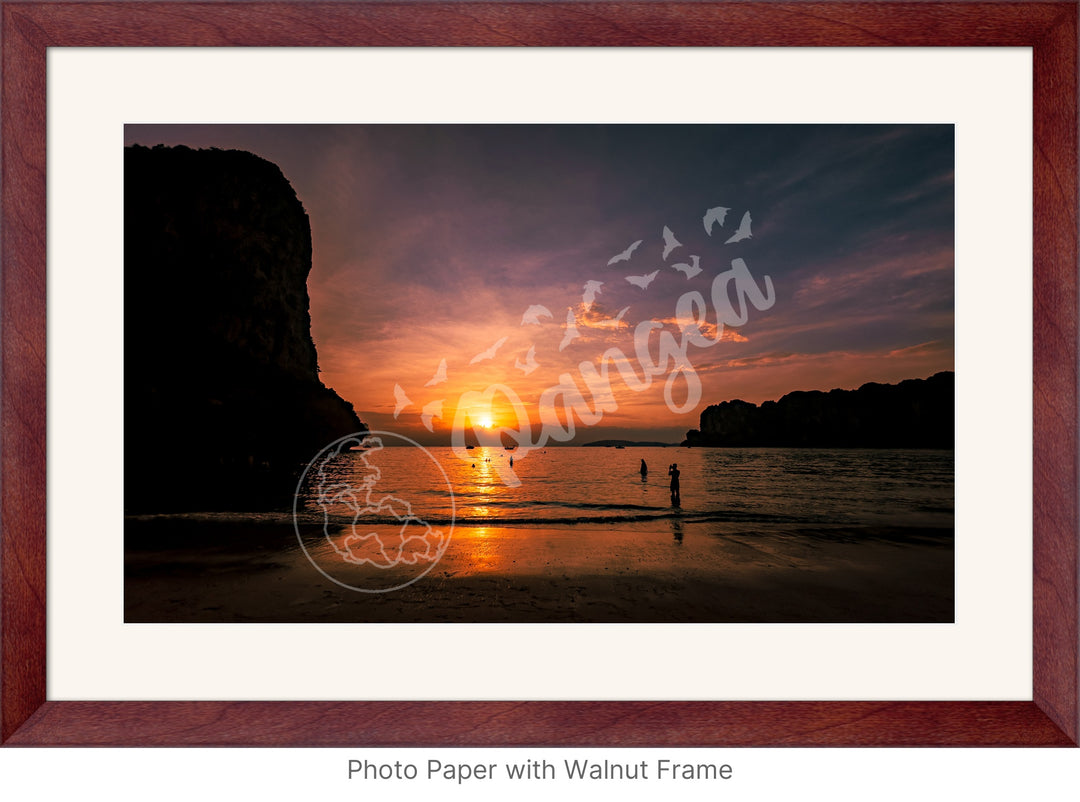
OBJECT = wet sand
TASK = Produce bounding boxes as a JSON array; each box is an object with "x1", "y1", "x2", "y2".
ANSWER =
[{"x1": 125, "y1": 517, "x2": 953, "y2": 623}]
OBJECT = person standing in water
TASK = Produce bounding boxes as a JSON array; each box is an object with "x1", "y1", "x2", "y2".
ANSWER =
[
  {"x1": 668, "y1": 463, "x2": 681, "y2": 505},
  {"x1": 640, "y1": 459, "x2": 648, "y2": 481}
]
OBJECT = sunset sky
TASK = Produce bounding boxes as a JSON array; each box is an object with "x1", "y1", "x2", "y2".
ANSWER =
[{"x1": 125, "y1": 124, "x2": 954, "y2": 445}]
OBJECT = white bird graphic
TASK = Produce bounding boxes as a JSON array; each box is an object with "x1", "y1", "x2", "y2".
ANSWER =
[
  {"x1": 725, "y1": 211, "x2": 753, "y2": 244},
  {"x1": 515, "y1": 345, "x2": 540, "y2": 376},
  {"x1": 420, "y1": 399, "x2": 444, "y2": 432},
  {"x1": 591, "y1": 305, "x2": 631, "y2": 330},
  {"x1": 703, "y1": 206, "x2": 730, "y2": 236},
  {"x1": 582, "y1": 280, "x2": 603, "y2": 309},
  {"x1": 608, "y1": 239, "x2": 642, "y2": 265},
  {"x1": 559, "y1": 308, "x2": 581, "y2": 351},
  {"x1": 469, "y1": 336, "x2": 509, "y2": 364},
  {"x1": 671, "y1": 255, "x2": 702, "y2": 279},
  {"x1": 626, "y1": 270, "x2": 659, "y2": 290},
  {"x1": 393, "y1": 384, "x2": 412, "y2": 419},
  {"x1": 424, "y1": 358, "x2": 448, "y2": 387},
  {"x1": 521, "y1": 304, "x2": 554, "y2": 325},
  {"x1": 661, "y1": 226, "x2": 682, "y2": 260}
]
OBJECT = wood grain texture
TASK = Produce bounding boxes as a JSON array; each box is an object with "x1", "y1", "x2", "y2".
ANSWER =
[
  {"x1": 4, "y1": 701, "x2": 1075, "y2": 747},
  {"x1": 0, "y1": 2, "x2": 1074, "y2": 47},
  {"x1": 1032, "y1": 1, "x2": 1079, "y2": 746},
  {"x1": 1, "y1": 1, "x2": 1076, "y2": 747},
  {"x1": 1, "y1": 0, "x2": 48, "y2": 745}
]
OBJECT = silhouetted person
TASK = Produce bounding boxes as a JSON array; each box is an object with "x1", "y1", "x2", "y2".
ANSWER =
[
  {"x1": 668, "y1": 463, "x2": 681, "y2": 505},
  {"x1": 510, "y1": 456, "x2": 514, "y2": 468},
  {"x1": 640, "y1": 459, "x2": 648, "y2": 480}
]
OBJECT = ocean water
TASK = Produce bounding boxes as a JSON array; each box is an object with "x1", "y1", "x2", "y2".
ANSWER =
[
  {"x1": 128, "y1": 444, "x2": 956, "y2": 618},
  {"x1": 294, "y1": 445, "x2": 954, "y2": 530}
]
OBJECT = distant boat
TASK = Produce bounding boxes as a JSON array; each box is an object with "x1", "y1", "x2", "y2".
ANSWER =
[
  {"x1": 505, "y1": 446, "x2": 516, "y2": 450},
  {"x1": 466, "y1": 445, "x2": 476, "y2": 450}
]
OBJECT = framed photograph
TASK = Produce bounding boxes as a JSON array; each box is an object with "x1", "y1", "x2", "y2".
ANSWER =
[{"x1": 2, "y1": 1, "x2": 1076, "y2": 746}]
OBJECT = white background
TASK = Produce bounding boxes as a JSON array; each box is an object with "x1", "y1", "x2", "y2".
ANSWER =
[
  {"x1": 4, "y1": 47, "x2": 1071, "y2": 798},
  {"x1": 3, "y1": 747, "x2": 1078, "y2": 800}
]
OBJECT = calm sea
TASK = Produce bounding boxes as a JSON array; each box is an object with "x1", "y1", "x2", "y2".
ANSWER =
[{"x1": 295, "y1": 446, "x2": 954, "y2": 530}]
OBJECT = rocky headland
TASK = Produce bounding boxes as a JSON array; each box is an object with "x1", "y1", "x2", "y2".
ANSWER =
[
  {"x1": 125, "y1": 145, "x2": 365, "y2": 510},
  {"x1": 683, "y1": 372, "x2": 954, "y2": 448}
]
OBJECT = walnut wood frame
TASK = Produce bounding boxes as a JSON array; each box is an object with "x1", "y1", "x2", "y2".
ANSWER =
[{"x1": 1, "y1": 1, "x2": 1076, "y2": 746}]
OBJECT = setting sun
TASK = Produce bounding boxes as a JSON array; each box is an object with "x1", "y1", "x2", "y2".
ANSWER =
[{"x1": 121, "y1": 123, "x2": 957, "y2": 632}]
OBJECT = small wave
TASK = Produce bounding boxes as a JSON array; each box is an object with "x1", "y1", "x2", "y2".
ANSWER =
[
  {"x1": 295, "y1": 509, "x2": 802, "y2": 527},
  {"x1": 130, "y1": 510, "x2": 790, "y2": 527},
  {"x1": 129, "y1": 508, "x2": 907, "y2": 528},
  {"x1": 449, "y1": 498, "x2": 670, "y2": 513}
]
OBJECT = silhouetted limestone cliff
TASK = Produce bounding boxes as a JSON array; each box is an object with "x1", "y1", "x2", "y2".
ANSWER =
[
  {"x1": 125, "y1": 145, "x2": 365, "y2": 511},
  {"x1": 683, "y1": 372, "x2": 953, "y2": 448}
]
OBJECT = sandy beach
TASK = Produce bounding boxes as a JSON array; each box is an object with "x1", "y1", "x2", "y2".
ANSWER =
[{"x1": 125, "y1": 517, "x2": 953, "y2": 623}]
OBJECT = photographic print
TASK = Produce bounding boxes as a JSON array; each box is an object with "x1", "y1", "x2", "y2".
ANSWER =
[{"x1": 124, "y1": 124, "x2": 954, "y2": 624}]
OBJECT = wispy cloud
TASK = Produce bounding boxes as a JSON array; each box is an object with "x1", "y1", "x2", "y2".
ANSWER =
[{"x1": 126, "y1": 123, "x2": 955, "y2": 443}]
